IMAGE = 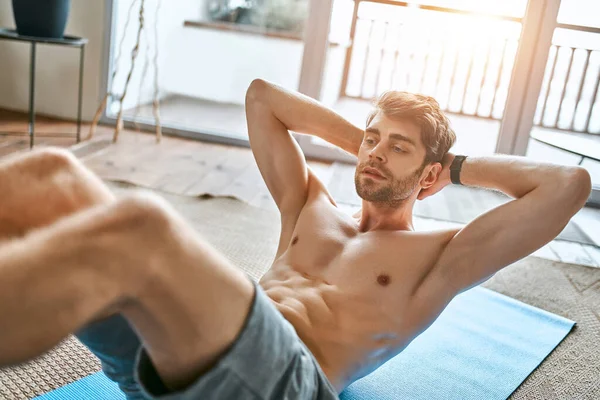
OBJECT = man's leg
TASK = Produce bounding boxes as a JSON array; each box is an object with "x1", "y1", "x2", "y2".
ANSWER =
[
  {"x1": 0, "y1": 147, "x2": 115, "y2": 239},
  {"x1": 0, "y1": 148, "x2": 155, "y2": 398},
  {"x1": 0, "y1": 192, "x2": 255, "y2": 391},
  {"x1": 0, "y1": 148, "x2": 147, "y2": 398}
]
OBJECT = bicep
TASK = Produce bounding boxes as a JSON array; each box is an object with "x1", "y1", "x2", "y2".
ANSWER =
[
  {"x1": 434, "y1": 181, "x2": 585, "y2": 294},
  {"x1": 246, "y1": 82, "x2": 340, "y2": 260},
  {"x1": 246, "y1": 87, "x2": 309, "y2": 215}
]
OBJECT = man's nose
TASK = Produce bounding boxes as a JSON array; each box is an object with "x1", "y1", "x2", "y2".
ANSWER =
[{"x1": 368, "y1": 145, "x2": 385, "y2": 162}]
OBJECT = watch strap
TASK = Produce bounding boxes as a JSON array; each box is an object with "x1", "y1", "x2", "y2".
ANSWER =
[{"x1": 450, "y1": 155, "x2": 467, "y2": 185}]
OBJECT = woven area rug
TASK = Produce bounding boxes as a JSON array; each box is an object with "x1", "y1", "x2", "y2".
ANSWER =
[{"x1": 0, "y1": 181, "x2": 598, "y2": 399}]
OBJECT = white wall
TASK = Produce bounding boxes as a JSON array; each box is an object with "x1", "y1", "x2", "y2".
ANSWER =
[
  {"x1": 155, "y1": 0, "x2": 347, "y2": 107},
  {"x1": 0, "y1": 0, "x2": 108, "y2": 121},
  {"x1": 110, "y1": 0, "x2": 204, "y2": 111},
  {"x1": 0, "y1": 0, "x2": 206, "y2": 120},
  {"x1": 162, "y1": 26, "x2": 346, "y2": 107},
  {"x1": 0, "y1": 0, "x2": 345, "y2": 120},
  {"x1": 163, "y1": 27, "x2": 305, "y2": 105}
]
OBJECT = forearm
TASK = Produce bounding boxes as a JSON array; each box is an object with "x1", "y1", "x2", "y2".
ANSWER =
[
  {"x1": 247, "y1": 79, "x2": 363, "y2": 156},
  {"x1": 459, "y1": 155, "x2": 591, "y2": 203}
]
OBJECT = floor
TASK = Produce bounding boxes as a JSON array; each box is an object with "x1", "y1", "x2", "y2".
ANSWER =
[
  {"x1": 1, "y1": 108, "x2": 599, "y2": 269},
  {"x1": 128, "y1": 95, "x2": 249, "y2": 140},
  {"x1": 0, "y1": 109, "x2": 85, "y2": 156}
]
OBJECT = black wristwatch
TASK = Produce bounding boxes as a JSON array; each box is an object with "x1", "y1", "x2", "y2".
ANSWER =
[{"x1": 450, "y1": 155, "x2": 468, "y2": 185}]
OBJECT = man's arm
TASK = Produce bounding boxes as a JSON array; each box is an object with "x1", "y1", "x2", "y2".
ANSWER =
[
  {"x1": 245, "y1": 79, "x2": 363, "y2": 257},
  {"x1": 245, "y1": 79, "x2": 363, "y2": 213},
  {"x1": 419, "y1": 154, "x2": 591, "y2": 300}
]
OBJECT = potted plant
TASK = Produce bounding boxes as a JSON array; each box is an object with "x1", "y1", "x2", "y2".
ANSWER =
[
  {"x1": 12, "y1": 0, "x2": 71, "y2": 38},
  {"x1": 250, "y1": 0, "x2": 308, "y2": 33}
]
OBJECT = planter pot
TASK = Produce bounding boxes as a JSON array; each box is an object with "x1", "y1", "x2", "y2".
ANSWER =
[{"x1": 12, "y1": 0, "x2": 71, "y2": 38}]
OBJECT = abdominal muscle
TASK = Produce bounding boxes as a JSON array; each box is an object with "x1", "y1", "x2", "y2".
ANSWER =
[{"x1": 259, "y1": 263, "x2": 417, "y2": 394}]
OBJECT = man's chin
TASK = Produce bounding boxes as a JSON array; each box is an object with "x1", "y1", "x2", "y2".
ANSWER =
[
  {"x1": 356, "y1": 188, "x2": 381, "y2": 202},
  {"x1": 359, "y1": 175, "x2": 386, "y2": 186},
  {"x1": 355, "y1": 178, "x2": 392, "y2": 201}
]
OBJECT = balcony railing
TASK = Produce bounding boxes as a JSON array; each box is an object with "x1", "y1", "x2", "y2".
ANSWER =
[
  {"x1": 535, "y1": 24, "x2": 600, "y2": 134},
  {"x1": 340, "y1": 0, "x2": 600, "y2": 136}
]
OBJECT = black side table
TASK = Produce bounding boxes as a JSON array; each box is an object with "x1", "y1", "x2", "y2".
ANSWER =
[{"x1": 0, "y1": 28, "x2": 88, "y2": 148}]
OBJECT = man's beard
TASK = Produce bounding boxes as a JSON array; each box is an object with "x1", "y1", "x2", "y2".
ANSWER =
[{"x1": 354, "y1": 163, "x2": 425, "y2": 208}]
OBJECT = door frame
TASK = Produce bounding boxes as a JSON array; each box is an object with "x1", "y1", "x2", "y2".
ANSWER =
[
  {"x1": 294, "y1": 0, "x2": 357, "y2": 163},
  {"x1": 496, "y1": 0, "x2": 561, "y2": 156}
]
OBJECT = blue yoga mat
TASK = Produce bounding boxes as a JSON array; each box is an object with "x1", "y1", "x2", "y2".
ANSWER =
[
  {"x1": 36, "y1": 286, "x2": 574, "y2": 400},
  {"x1": 340, "y1": 286, "x2": 575, "y2": 400},
  {"x1": 33, "y1": 372, "x2": 125, "y2": 400}
]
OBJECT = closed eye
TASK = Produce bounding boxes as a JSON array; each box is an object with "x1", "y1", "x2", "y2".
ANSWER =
[{"x1": 393, "y1": 147, "x2": 405, "y2": 153}]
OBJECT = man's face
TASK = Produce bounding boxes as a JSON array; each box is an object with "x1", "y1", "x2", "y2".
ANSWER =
[{"x1": 355, "y1": 112, "x2": 429, "y2": 207}]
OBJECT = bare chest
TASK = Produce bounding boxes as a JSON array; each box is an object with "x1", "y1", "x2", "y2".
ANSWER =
[
  {"x1": 260, "y1": 200, "x2": 459, "y2": 386},
  {"x1": 275, "y1": 201, "x2": 447, "y2": 302}
]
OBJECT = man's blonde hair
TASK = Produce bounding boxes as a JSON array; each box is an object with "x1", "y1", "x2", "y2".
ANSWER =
[{"x1": 366, "y1": 91, "x2": 456, "y2": 165}]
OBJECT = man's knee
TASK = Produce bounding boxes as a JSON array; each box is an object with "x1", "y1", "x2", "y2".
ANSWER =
[
  {"x1": 112, "y1": 192, "x2": 177, "y2": 235},
  {"x1": 24, "y1": 147, "x2": 80, "y2": 174},
  {"x1": 0, "y1": 148, "x2": 113, "y2": 237},
  {"x1": 32, "y1": 148, "x2": 113, "y2": 206}
]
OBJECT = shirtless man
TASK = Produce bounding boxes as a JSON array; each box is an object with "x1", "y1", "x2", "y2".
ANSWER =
[{"x1": 0, "y1": 79, "x2": 592, "y2": 400}]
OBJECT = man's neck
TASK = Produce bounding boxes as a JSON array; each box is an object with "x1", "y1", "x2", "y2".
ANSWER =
[{"x1": 354, "y1": 199, "x2": 415, "y2": 232}]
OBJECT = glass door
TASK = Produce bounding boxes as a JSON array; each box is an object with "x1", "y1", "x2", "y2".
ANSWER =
[
  {"x1": 297, "y1": 0, "x2": 531, "y2": 163},
  {"x1": 104, "y1": 0, "x2": 328, "y2": 145}
]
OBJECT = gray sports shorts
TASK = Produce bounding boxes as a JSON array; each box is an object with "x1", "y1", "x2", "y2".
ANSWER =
[{"x1": 76, "y1": 280, "x2": 339, "y2": 400}]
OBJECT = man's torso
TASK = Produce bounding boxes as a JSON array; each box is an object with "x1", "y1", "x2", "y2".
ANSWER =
[{"x1": 258, "y1": 177, "x2": 460, "y2": 392}]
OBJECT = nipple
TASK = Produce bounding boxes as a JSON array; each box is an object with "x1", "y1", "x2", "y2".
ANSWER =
[
  {"x1": 377, "y1": 274, "x2": 391, "y2": 286},
  {"x1": 291, "y1": 236, "x2": 299, "y2": 245}
]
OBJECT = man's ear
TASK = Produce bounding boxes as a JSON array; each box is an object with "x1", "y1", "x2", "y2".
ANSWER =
[{"x1": 420, "y1": 162, "x2": 442, "y2": 190}]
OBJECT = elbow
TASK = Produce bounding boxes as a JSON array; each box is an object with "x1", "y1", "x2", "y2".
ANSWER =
[
  {"x1": 563, "y1": 167, "x2": 592, "y2": 211},
  {"x1": 245, "y1": 78, "x2": 271, "y2": 105}
]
